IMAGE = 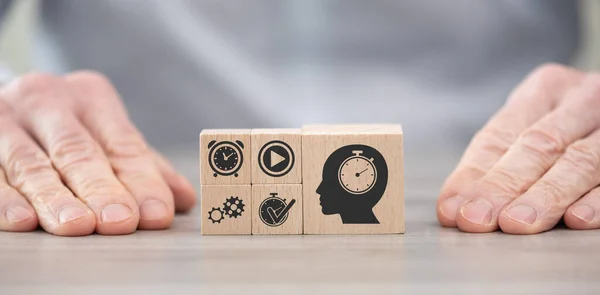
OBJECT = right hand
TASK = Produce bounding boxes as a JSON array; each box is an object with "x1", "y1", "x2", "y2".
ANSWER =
[{"x1": 0, "y1": 71, "x2": 196, "y2": 236}]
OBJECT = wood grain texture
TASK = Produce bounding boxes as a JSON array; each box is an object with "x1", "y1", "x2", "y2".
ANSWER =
[
  {"x1": 201, "y1": 185, "x2": 251, "y2": 235},
  {"x1": 200, "y1": 129, "x2": 251, "y2": 185},
  {"x1": 252, "y1": 184, "x2": 303, "y2": 235},
  {"x1": 251, "y1": 129, "x2": 302, "y2": 184},
  {"x1": 302, "y1": 124, "x2": 404, "y2": 234}
]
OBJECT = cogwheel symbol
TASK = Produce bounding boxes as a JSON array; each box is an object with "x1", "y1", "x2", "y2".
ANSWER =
[
  {"x1": 208, "y1": 207, "x2": 225, "y2": 223},
  {"x1": 222, "y1": 196, "x2": 245, "y2": 218}
]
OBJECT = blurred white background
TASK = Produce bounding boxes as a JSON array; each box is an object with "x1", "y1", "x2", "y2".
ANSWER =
[
  {"x1": 0, "y1": 0, "x2": 599, "y2": 199},
  {"x1": 1, "y1": 0, "x2": 599, "y2": 74},
  {"x1": 0, "y1": 0, "x2": 34, "y2": 74}
]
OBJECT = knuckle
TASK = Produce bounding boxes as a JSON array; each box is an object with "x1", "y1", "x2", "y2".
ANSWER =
[
  {"x1": 487, "y1": 168, "x2": 526, "y2": 197},
  {"x1": 29, "y1": 188, "x2": 71, "y2": 210},
  {"x1": 65, "y1": 70, "x2": 113, "y2": 92},
  {"x1": 68, "y1": 70, "x2": 110, "y2": 85},
  {"x1": 459, "y1": 164, "x2": 488, "y2": 179},
  {"x1": 79, "y1": 182, "x2": 124, "y2": 200},
  {"x1": 530, "y1": 63, "x2": 570, "y2": 81},
  {"x1": 478, "y1": 171, "x2": 523, "y2": 204},
  {"x1": 536, "y1": 179, "x2": 566, "y2": 211},
  {"x1": 518, "y1": 128, "x2": 564, "y2": 159},
  {"x1": 578, "y1": 73, "x2": 600, "y2": 106},
  {"x1": 67, "y1": 173, "x2": 124, "y2": 199},
  {"x1": 104, "y1": 132, "x2": 148, "y2": 159},
  {"x1": 562, "y1": 141, "x2": 600, "y2": 178},
  {"x1": 11, "y1": 72, "x2": 61, "y2": 99},
  {"x1": 526, "y1": 63, "x2": 575, "y2": 90},
  {"x1": 471, "y1": 126, "x2": 514, "y2": 157},
  {"x1": 50, "y1": 131, "x2": 98, "y2": 171},
  {"x1": 3, "y1": 72, "x2": 71, "y2": 113},
  {"x1": 112, "y1": 165, "x2": 153, "y2": 182},
  {"x1": 4, "y1": 143, "x2": 54, "y2": 184},
  {"x1": 511, "y1": 63, "x2": 581, "y2": 105}
]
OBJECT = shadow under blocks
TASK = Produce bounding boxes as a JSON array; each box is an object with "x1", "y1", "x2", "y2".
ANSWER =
[{"x1": 200, "y1": 125, "x2": 404, "y2": 235}]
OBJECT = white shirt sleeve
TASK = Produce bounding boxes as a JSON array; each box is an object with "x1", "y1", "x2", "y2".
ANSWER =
[
  {"x1": 0, "y1": 61, "x2": 14, "y2": 84},
  {"x1": 0, "y1": 0, "x2": 16, "y2": 84}
]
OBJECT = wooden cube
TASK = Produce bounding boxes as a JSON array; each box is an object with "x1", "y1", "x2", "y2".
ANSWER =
[
  {"x1": 201, "y1": 185, "x2": 252, "y2": 235},
  {"x1": 251, "y1": 129, "x2": 302, "y2": 184},
  {"x1": 301, "y1": 124, "x2": 404, "y2": 234},
  {"x1": 252, "y1": 184, "x2": 303, "y2": 235},
  {"x1": 200, "y1": 129, "x2": 251, "y2": 185}
]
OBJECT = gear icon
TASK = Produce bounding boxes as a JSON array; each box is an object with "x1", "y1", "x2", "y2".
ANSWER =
[
  {"x1": 208, "y1": 207, "x2": 225, "y2": 223},
  {"x1": 222, "y1": 196, "x2": 245, "y2": 218}
]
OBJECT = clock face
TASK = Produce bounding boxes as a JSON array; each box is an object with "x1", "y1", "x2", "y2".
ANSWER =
[
  {"x1": 210, "y1": 143, "x2": 242, "y2": 176},
  {"x1": 338, "y1": 156, "x2": 377, "y2": 194},
  {"x1": 259, "y1": 197, "x2": 289, "y2": 227}
]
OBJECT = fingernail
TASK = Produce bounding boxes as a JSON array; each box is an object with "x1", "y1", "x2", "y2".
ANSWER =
[
  {"x1": 5, "y1": 206, "x2": 33, "y2": 223},
  {"x1": 505, "y1": 204, "x2": 537, "y2": 225},
  {"x1": 101, "y1": 204, "x2": 133, "y2": 223},
  {"x1": 139, "y1": 200, "x2": 168, "y2": 220},
  {"x1": 460, "y1": 199, "x2": 493, "y2": 225},
  {"x1": 440, "y1": 197, "x2": 461, "y2": 220},
  {"x1": 58, "y1": 206, "x2": 89, "y2": 224},
  {"x1": 571, "y1": 204, "x2": 595, "y2": 223}
]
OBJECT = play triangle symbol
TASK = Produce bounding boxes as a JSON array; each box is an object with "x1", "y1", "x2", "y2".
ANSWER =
[{"x1": 270, "y1": 150, "x2": 285, "y2": 167}]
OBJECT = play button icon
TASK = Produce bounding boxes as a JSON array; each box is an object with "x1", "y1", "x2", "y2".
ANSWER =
[
  {"x1": 258, "y1": 140, "x2": 295, "y2": 177},
  {"x1": 270, "y1": 150, "x2": 285, "y2": 167}
]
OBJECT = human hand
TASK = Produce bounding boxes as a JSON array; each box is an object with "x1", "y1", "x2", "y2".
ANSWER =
[
  {"x1": 0, "y1": 72, "x2": 196, "y2": 236},
  {"x1": 437, "y1": 64, "x2": 600, "y2": 234}
]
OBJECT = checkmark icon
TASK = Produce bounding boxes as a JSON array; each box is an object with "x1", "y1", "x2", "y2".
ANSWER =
[{"x1": 267, "y1": 199, "x2": 296, "y2": 225}]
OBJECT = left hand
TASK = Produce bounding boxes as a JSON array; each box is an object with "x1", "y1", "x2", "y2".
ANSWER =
[{"x1": 437, "y1": 64, "x2": 600, "y2": 234}]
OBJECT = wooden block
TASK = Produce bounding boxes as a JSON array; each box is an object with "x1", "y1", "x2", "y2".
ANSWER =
[
  {"x1": 251, "y1": 184, "x2": 303, "y2": 235},
  {"x1": 200, "y1": 129, "x2": 251, "y2": 185},
  {"x1": 201, "y1": 185, "x2": 252, "y2": 235},
  {"x1": 301, "y1": 124, "x2": 404, "y2": 234},
  {"x1": 251, "y1": 129, "x2": 302, "y2": 184}
]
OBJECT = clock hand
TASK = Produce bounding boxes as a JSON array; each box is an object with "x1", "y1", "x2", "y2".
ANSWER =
[
  {"x1": 223, "y1": 152, "x2": 232, "y2": 160},
  {"x1": 356, "y1": 168, "x2": 368, "y2": 176}
]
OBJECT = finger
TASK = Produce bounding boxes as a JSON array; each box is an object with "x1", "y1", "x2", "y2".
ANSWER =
[
  {"x1": 437, "y1": 64, "x2": 584, "y2": 226},
  {"x1": 0, "y1": 107, "x2": 95, "y2": 236},
  {"x1": 498, "y1": 129, "x2": 600, "y2": 234},
  {"x1": 64, "y1": 71, "x2": 174, "y2": 229},
  {"x1": 564, "y1": 186, "x2": 600, "y2": 230},
  {"x1": 0, "y1": 169, "x2": 38, "y2": 232},
  {"x1": 456, "y1": 74, "x2": 600, "y2": 232},
  {"x1": 149, "y1": 148, "x2": 196, "y2": 212},
  {"x1": 3, "y1": 73, "x2": 139, "y2": 235}
]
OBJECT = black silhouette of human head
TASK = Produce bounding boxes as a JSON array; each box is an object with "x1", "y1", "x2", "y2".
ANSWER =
[{"x1": 316, "y1": 144, "x2": 388, "y2": 224}]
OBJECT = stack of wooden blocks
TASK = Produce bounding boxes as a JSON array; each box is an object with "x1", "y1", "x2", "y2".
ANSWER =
[{"x1": 200, "y1": 125, "x2": 405, "y2": 235}]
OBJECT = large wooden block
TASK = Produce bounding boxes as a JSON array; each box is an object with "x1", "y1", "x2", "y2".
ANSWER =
[
  {"x1": 201, "y1": 185, "x2": 252, "y2": 235},
  {"x1": 200, "y1": 129, "x2": 251, "y2": 185},
  {"x1": 251, "y1": 184, "x2": 303, "y2": 235},
  {"x1": 301, "y1": 124, "x2": 404, "y2": 234},
  {"x1": 251, "y1": 129, "x2": 302, "y2": 184}
]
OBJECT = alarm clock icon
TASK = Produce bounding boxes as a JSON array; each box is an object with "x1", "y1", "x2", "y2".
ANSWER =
[
  {"x1": 338, "y1": 150, "x2": 377, "y2": 195},
  {"x1": 207, "y1": 140, "x2": 244, "y2": 177}
]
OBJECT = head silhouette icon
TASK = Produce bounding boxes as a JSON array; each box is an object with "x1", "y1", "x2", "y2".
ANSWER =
[{"x1": 316, "y1": 144, "x2": 388, "y2": 224}]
